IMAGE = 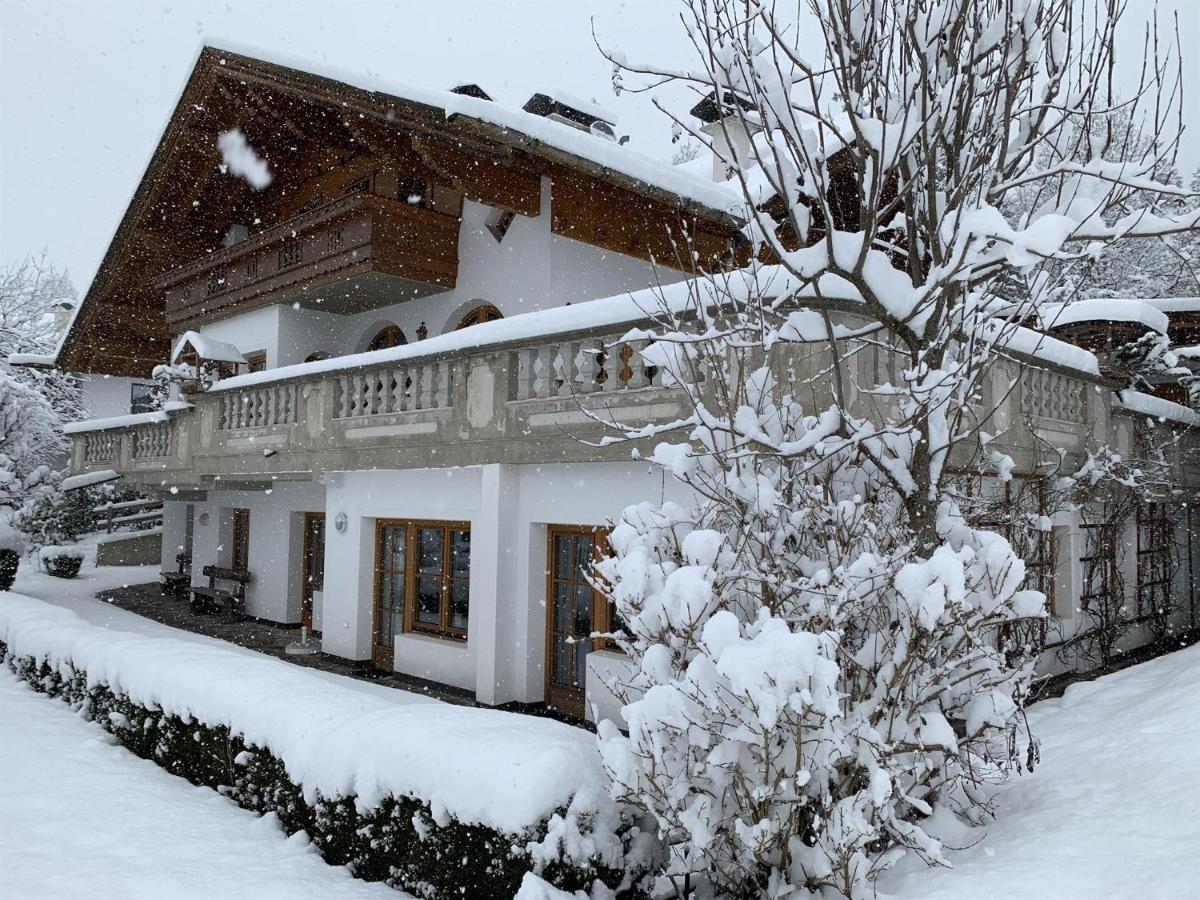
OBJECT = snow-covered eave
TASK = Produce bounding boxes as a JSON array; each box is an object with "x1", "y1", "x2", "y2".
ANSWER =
[
  {"x1": 63, "y1": 401, "x2": 193, "y2": 436},
  {"x1": 5, "y1": 352, "x2": 57, "y2": 369},
  {"x1": 1041, "y1": 298, "x2": 1169, "y2": 335},
  {"x1": 61, "y1": 470, "x2": 121, "y2": 492},
  {"x1": 204, "y1": 40, "x2": 745, "y2": 226},
  {"x1": 991, "y1": 324, "x2": 1103, "y2": 379},
  {"x1": 1130, "y1": 297, "x2": 1200, "y2": 315},
  {"x1": 1113, "y1": 389, "x2": 1200, "y2": 428}
]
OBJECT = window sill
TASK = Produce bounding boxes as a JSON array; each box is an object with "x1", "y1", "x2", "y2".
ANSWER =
[{"x1": 399, "y1": 629, "x2": 468, "y2": 647}]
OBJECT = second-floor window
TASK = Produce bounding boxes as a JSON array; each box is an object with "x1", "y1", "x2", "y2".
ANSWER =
[{"x1": 130, "y1": 383, "x2": 156, "y2": 414}]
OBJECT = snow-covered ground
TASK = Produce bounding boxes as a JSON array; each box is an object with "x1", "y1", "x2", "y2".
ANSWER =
[
  {"x1": 881, "y1": 642, "x2": 1200, "y2": 900},
  {"x1": 0, "y1": 666, "x2": 400, "y2": 900}
]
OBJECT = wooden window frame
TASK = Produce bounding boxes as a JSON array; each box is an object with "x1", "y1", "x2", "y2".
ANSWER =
[
  {"x1": 375, "y1": 519, "x2": 471, "y2": 645},
  {"x1": 244, "y1": 352, "x2": 267, "y2": 374},
  {"x1": 367, "y1": 324, "x2": 406, "y2": 353},
  {"x1": 544, "y1": 525, "x2": 620, "y2": 716},
  {"x1": 1136, "y1": 502, "x2": 1174, "y2": 619},
  {"x1": 231, "y1": 508, "x2": 250, "y2": 574},
  {"x1": 457, "y1": 303, "x2": 503, "y2": 330},
  {"x1": 1079, "y1": 514, "x2": 1118, "y2": 613}
]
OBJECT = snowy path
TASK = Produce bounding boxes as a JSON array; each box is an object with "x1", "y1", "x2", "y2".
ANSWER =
[
  {"x1": 881, "y1": 643, "x2": 1200, "y2": 900},
  {"x1": 0, "y1": 667, "x2": 400, "y2": 900}
]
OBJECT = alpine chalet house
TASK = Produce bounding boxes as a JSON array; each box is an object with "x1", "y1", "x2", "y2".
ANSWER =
[{"x1": 58, "y1": 47, "x2": 1200, "y2": 721}]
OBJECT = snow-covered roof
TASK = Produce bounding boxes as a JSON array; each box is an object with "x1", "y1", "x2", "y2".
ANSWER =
[
  {"x1": 1114, "y1": 389, "x2": 1200, "y2": 427},
  {"x1": 170, "y1": 330, "x2": 246, "y2": 365},
  {"x1": 5, "y1": 352, "x2": 56, "y2": 368},
  {"x1": 1139, "y1": 297, "x2": 1200, "y2": 315},
  {"x1": 1041, "y1": 298, "x2": 1168, "y2": 335},
  {"x1": 61, "y1": 470, "x2": 121, "y2": 491},
  {"x1": 63, "y1": 401, "x2": 192, "y2": 435},
  {"x1": 203, "y1": 41, "x2": 741, "y2": 219}
]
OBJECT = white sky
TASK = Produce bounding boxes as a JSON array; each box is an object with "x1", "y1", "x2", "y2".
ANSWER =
[{"x1": 1, "y1": 0, "x2": 1196, "y2": 293}]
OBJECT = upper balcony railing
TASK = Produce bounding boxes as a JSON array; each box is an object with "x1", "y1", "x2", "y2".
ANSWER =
[{"x1": 158, "y1": 191, "x2": 461, "y2": 330}]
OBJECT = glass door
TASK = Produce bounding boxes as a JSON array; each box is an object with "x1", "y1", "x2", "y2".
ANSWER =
[
  {"x1": 301, "y1": 513, "x2": 325, "y2": 631},
  {"x1": 374, "y1": 522, "x2": 407, "y2": 670},
  {"x1": 546, "y1": 526, "x2": 601, "y2": 717}
]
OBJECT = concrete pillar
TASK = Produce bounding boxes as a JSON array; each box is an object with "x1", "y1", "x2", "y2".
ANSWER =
[{"x1": 473, "y1": 463, "x2": 519, "y2": 705}]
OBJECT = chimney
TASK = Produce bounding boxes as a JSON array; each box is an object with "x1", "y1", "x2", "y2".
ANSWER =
[
  {"x1": 53, "y1": 301, "x2": 74, "y2": 335},
  {"x1": 689, "y1": 90, "x2": 760, "y2": 181},
  {"x1": 522, "y1": 91, "x2": 619, "y2": 139}
]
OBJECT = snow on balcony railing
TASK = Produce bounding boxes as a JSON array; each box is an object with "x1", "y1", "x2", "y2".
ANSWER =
[
  {"x1": 216, "y1": 384, "x2": 299, "y2": 430},
  {"x1": 332, "y1": 359, "x2": 453, "y2": 418},
  {"x1": 510, "y1": 335, "x2": 665, "y2": 400}
]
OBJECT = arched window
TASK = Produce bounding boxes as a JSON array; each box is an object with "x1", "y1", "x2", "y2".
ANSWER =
[
  {"x1": 367, "y1": 325, "x2": 406, "y2": 352},
  {"x1": 457, "y1": 304, "x2": 503, "y2": 330}
]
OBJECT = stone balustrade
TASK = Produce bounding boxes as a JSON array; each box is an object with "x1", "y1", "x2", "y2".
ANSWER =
[{"x1": 67, "y1": 324, "x2": 1128, "y2": 492}]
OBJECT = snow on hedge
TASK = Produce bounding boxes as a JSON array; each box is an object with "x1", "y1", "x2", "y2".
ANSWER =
[{"x1": 0, "y1": 592, "x2": 603, "y2": 833}]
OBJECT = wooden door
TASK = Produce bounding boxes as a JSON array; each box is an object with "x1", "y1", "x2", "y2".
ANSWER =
[
  {"x1": 373, "y1": 521, "x2": 407, "y2": 670},
  {"x1": 545, "y1": 526, "x2": 608, "y2": 718},
  {"x1": 231, "y1": 508, "x2": 250, "y2": 573},
  {"x1": 301, "y1": 512, "x2": 325, "y2": 631}
]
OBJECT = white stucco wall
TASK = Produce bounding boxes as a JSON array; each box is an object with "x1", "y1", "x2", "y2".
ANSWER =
[
  {"x1": 319, "y1": 460, "x2": 688, "y2": 712},
  {"x1": 77, "y1": 374, "x2": 145, "y2": 419},
  {"x1": 188, "y1": 481, "x2": 325, "y2": 624}
]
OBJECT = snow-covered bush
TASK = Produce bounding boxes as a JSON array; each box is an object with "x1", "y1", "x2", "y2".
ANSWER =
[
  {"x1": 596, "y1": 365, "x2": 1043, "y2": 897},
  {"x1": 0, "y1": 595, "x2": 649, "y2": 899},
  {"x1": 39, "y1": 546, "x2": 83, "y2": 579},
  {"x1": 0, "y1": 549, "x2": 18, "y2": 590}
]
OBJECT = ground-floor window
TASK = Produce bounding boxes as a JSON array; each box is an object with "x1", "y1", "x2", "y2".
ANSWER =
[
  {"x1": 374, "y1": 520, "x2": 470, "y2": 663},
  {"x1": 1136, "y1": 502, "x2": 1175, "y2": 619},
  {"x1": 545, "y1": 525, "x2": 619, "y2": 716}
]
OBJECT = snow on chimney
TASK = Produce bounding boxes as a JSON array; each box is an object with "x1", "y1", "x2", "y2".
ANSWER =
[
  {"x1": 689, "y1": 90, "x2": 760, "y2": 182},
  {"x1": 522, "y1": 91, "x2": 619, "y2": 139}
]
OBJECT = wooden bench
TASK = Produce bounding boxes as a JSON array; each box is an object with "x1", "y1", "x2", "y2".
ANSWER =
[
  {"x1": 190, "y1": 565, "x2": 252, "y2": 619},
  {"x1": 160, "y1": 552, "x2": 191, "y2": 600}
]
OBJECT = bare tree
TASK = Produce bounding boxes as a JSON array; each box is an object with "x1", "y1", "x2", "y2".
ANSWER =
[{"x1": 590, "y1": 1, "x2": 1199, "y2": 897}]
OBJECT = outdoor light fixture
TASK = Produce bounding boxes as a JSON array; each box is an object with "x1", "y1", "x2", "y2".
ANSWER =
[{"x1": 334, "y1": 511, "x2": 348, "y2": 533}]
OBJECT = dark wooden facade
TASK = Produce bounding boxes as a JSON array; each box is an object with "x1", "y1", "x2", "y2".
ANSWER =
[{"x1": 57, "y1": 47, "x2": 743, "y2": 379}]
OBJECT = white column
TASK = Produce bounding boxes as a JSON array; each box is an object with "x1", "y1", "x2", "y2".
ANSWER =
[
  {"x1": 159, "y1": 501, "x2": 190, "y2": 570},
  {"x1": 320, "y1": 475, "x2": 374, "y2": 662},
  {"x1": 472, "y1": 463, "x2": 519, "y2": 705}
]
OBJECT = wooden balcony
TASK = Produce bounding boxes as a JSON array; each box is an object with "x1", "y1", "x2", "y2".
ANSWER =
[{"x1": 159, "y1": 192, "x2": 460, "y2": 329}]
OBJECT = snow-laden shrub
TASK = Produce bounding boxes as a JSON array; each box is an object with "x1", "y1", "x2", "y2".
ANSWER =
[
  {"x1": 596, "y1": 482, "x2": 1042, "y2": 897},
  {"x1": 0, "y1": 549, "x2": 18, "y2": 590},
  {"x1": 0, "y1": 639, "x2": 651, "y2": 899},
  {"x1": 40, "y1": 546, "x2": 83, "y2": 579}
]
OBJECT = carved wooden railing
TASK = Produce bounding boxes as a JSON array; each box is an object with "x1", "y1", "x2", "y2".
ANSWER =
[
  {"x1": 331, "y1": 359, "x2": 453, "y2": 419},
  {"x1": 216, "y1": 384, "x2": 300, "y2": 430}
]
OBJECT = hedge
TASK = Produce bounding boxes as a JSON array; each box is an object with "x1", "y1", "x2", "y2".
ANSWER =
[{"x1": 1, "y1": 644, "x2": 650, "y2": 899}]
